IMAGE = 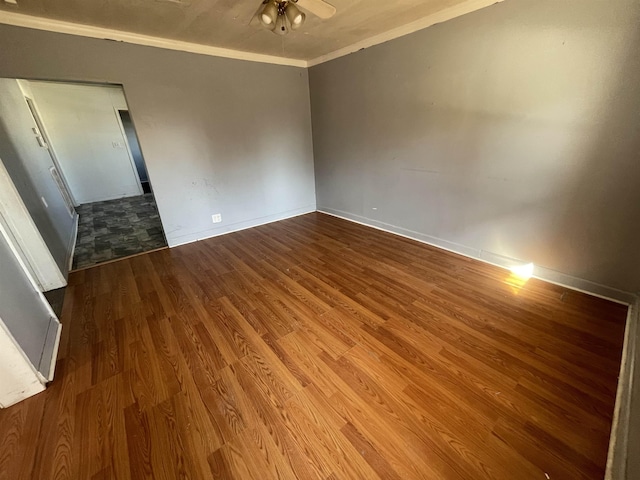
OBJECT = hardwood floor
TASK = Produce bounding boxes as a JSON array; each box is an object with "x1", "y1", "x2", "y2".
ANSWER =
[{"x1": 0, "y1": 212, "x2": 627, "y2": 480}]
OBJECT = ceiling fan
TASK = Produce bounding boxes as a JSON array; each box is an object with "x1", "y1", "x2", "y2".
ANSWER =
[{"x1": 251, "y1": 0, "x2": 336, "y2": 35}]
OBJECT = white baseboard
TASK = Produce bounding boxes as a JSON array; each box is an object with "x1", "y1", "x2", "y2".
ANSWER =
[
  {"x1": 168, "y1": 205, "x2": 317, "y2": 248},
  {"x1": 317, "y1": 207, "x2": 635, "y2": 305},
  {"x1": 76, "y1": 191, "x2": 146, "y2": 205}
]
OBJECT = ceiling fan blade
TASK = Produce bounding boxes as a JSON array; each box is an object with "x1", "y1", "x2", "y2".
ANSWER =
[
  {"x1": 295, "y1": 0, "x2": 336, "y2": 19},
  {"x1": 155, "y1": 0, "x2": 191, "y2": 5},
  {"x1": 249, "y1": 1, "x2": 266, "y2": 27}
]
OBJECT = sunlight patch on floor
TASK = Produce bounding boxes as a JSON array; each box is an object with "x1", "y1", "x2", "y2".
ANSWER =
[{"x1": 505, "y1": 262, "x2": 534, "y2": 294}]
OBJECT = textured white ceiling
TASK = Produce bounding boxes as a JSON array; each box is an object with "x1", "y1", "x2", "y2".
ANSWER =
[{"x1": 0, "y1": 0, "x2": 505, "y2": 64}]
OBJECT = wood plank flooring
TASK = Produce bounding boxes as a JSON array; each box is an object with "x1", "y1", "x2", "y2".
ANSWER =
[{"x1": 0, "y1": 212, "x2": 628, "y2": 480}]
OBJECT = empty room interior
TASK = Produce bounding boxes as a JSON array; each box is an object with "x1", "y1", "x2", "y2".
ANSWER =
[{"x1": 0, "y1": 0, "x2": 639, "y2": 478}]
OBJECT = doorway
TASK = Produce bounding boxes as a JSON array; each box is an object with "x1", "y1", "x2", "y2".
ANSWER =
[
  {"x1": 118, "y1": 110, "x2": 151, "y2": 194},
  {"x1": 0, "y1": 78, "x2": 167, "y2": 273}
]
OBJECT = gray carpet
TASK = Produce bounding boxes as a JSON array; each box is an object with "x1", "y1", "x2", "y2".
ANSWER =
[{"x1": 72, "y1": 193, "x2": 167, "y2": 270}]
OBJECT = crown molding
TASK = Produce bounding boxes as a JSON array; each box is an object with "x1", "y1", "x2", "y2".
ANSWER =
[
  {"x1": 307, "y1": 0, "x2": 506, "y2": 67},
  {"x1": 0, "y1": 10, "x2": 308, "y2": 68},
  {"x1": 0, "y1": 0, "x2": 505, "y2": 69}
]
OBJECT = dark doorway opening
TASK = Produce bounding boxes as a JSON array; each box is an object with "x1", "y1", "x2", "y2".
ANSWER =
[{"x1": 118, "y1": 110, "x2": 151, "y2": 194}]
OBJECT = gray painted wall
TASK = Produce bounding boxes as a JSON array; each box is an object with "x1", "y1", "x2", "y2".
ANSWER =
[
  {"x1": 310, "y1": 0, "x2": 640, "y2": 293},
  {"x1": 0, "y1": 78, "x2": 75, "y2": 275},
  {"x1": 0, "y1": 24, "x2": 316, "y2": 247}
]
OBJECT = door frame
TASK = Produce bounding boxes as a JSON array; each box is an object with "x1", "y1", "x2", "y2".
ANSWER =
[
  {"x1": 0, "y1": 158, "x2": 66, "y2": 291},
  {"x1": 0, "y1": 217, "x2": 62, "y2": 407},
  {"x1": 23, "y1": 95, "x2": 79, "y2": 207},
  {"x1": 113, "y1": 107, "x2": 144, "y2": 195},
  {"x1": 0, "y1": 319, "x2": 46, "y2": 408}
]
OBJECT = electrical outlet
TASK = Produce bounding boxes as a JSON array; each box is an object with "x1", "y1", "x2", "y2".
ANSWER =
[{"x1": 212, "y1": 214, "x2": 222, "y2": 224}]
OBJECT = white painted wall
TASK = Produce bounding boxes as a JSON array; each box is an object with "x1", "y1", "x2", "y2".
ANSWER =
[{"x1": 26, "y1": 81, "x2": 142, "y2": 204}]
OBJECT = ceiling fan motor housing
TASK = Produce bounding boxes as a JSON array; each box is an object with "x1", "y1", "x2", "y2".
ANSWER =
[{"x1": 259, "y1": 0, "x2": 306, "y2": 34}]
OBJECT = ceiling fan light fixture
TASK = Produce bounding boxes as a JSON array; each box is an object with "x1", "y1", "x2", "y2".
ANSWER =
[
  {"x1": 285, "y1": 3, "x2": 305, "y2": 27},
  {"x1": 290, "y1": 12, "x2": 305, "y2": 30},
  {"x1": 260, "y1": 1, "x2": 278, "y2": 26},
  {"x1": 274, "y1": 12, "x2": 289, "y2": 35},
  {"x1": 252, "y1": 0, "x2": 330, "y2": 34}
]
